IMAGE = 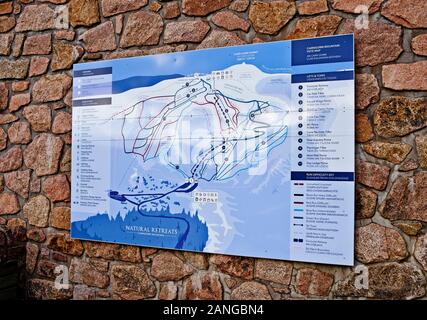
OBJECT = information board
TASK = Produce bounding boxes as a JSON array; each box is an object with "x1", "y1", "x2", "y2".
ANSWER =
[{"x1": 71, "y1": 34, "x2": 355, "y2": 266}]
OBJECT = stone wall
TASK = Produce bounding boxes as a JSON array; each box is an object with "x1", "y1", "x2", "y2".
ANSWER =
[{"x1": 0, "y1": 0, "x2": 426, "y2": 300}]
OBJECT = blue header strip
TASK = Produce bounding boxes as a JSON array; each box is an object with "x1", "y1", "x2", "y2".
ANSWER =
[
  {"x1": 74, "y1": 67, "x2": 112, "y2": 78},
  {"x1": 291, "y1": 171, "x2": 354, "y2": 182},
  {"x1": 291, "y1": 34, "x2": 354, "y2": 66},
  {"x1": 73, "y1": 98, "x2": 112, "y2": 107},
  {"x1": 292, "y1": 71, "x2": 354, "y2": 83}
]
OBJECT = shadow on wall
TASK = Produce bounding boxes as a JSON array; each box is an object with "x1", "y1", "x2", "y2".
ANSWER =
[{"x1": 0, "y1": 225, "x2": 26, "y2": 300}]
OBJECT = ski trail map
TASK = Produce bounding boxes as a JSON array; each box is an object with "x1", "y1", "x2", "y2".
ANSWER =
[{"x1": 71, "y1": 34, "x2": 355, "y2": 266}]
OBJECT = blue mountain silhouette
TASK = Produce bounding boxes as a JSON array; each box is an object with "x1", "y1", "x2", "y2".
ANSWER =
[{"x1": 71, "y1": 206, "x2": 208, "y2": 252}]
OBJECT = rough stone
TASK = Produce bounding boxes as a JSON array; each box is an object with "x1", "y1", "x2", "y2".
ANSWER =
[
  {"x1": 118, "y1": 245, "x2": 142, "y2": 263},
  {"x1": 114, "y1": 15, "x2": 123, "y2": 34},
  {"x1": 210, "y1": 254, "x2": 254, "y2": 279},
  {"x1": 60, "y1": 148, "x2": 71, "y2": 172},
  {"x1": 30, "y1": 177, "x2": 41, "y2": 193},
  {"x1": 0, "y1": 82, "x2": 7, "y2": 110},
  {"x1": 183, "y1": 252, "x2": 209, "y2": 270},
  {"x1": 412, "y1": 34, "x2": 427, "y2": 56},
  {"x1": 54, "y1": 30, "x2": 76, "y2": 41},
  {"x1": 229, "y1": 0, "x2": 250, "y2": 12},
  {"x1": 297, "y1": 0, "x2": 328, "y2": 15},
  {"x1": 0, "y1": 147, "x2": 23, "y2": 173},
  {"x1": 382, "y1": 61, "x2": 427, "y2": 91},
  {"x1": 141, "y1": 248, "x2": 157, "y2": 260},
  {"x1": 295, "y1": 268, "x2": 334, "y2": 296},
  {"x1": 64, "y1": 92, "x2": 72, "y2": 108},
  {"x1": 335, "y1": 262, "x2": 426, "y2": 299},
  {"x1": 120, "y1": 12, "x2": 163, "y2": 48},
  {"x1": 8, "y1": 122, "x2": 31, "y2": 145},
  {"x1": 52, "y1": 112, "x2": 72, "y2": 134},
  {"x1": 249, "y1": 0, "x2": 296, "y2": 35},
  {"x1": 148, "y1": 44, "x2": 187, "y2": 55},
  {"x1": 182, "y1": 271, "x2": 223, "y2": 300},
  {"x1": 6, "y1": 217, "x2": 27, "y2": 241},
  {"x1": 356, "y1": 74, "x2": 380, "y2": 110},
  {"x1": 11, "y1": 81, "x2": 29, "y2": 92},
  {"x1": 197, "y1": 30, "x2": 245, "y2": 49},
  {"x1": 355, "y1": 187, "x2": 377, "y2": 219},
  {"x1": 0, "y1": 2, "x2": 13, "y2": 15},
  {"x1": 406, "y1": 172, "x2": 427, "y2": 222},
  {"x1": 416, "y1": 135, "x2": 427, "y2": 169},
  {"x1": 151, "y1": 252, "x2": 194, "y2": 281},
  {"x1": 22, "y1": 105, "x2": 51, "y2": 133},
  {"x1": 332, "y1": 0, "x2": 384, "y2": 13},
  {"x1": 231, "y1": 281, "x2": 272, "y2": 300},
  {"x1": 22, "y1": 34, "x2": 51, "y2": 55},
  {"x1": 27, "y1": 228, "x2": 46, "y2": 243},
  {"x1": 159, "y1": 282, "x2": 177, "y2": 300},
  {"x1": 355, "y1": 113, "x2": 373, "y2": 143},
  {"x1": 102, "y1": 0, "x2": 148, "y2": 17},
  {"x1": 381, "y1": 0, "x2": 427, "y2": 29},
  {"x1": 29, "y1": 57, "x2": 50, "y2": 77},
  {"x1": 27, "y1": 279, "x2": 73, "y2": 300},
  {"x1": 26, "y1": 242, "x2": 39, "y2": 274},
  {"x1": 380, "y1": 173, "x2": 427, "y2": 222},
  {"x1": 81, "y1": 21, "x2": 116, "y2": 53},
  {"x1": 182, "y1": 0, "x2": 231, "y2": 16},
  {"x1": 286, "y1": 15, "x2": 342, "y2": 40},
  {"x1": 23, "y1": 195, "x2": 50, "y2": 227},
  {"x1": 111, "y1": 264, "x2": 156, "y2": 300},
  {"x1": 0, "y1": 128, "x2": 6, "y2": 150},
  {"x1": 52, "y1": 43, "x2": 84, "y2": 71},
  {"x1": 0, "y1": 114, "x2": 18, "y2": 125},
  {"x1": 69, "y1": 0, "x2": 100, "y2": 27},
  {"x1": 83, "y1": 242, "x2": 119, "y2": 260},
  {"x1": 0, "y1": 15, "x2": 15, "y2": 33},
  {"x1": 164, "y1": 20, "x2": 210, "y2": 44},
  {"x1": 16, "y1": 4, "x2": 55, "y2": 32},
  {"x1": 363, "y1": 141, "x2": 412, "y2": 164},
  {"x1": 163, "y1": 1, "x2": 180, "y2": 19},
  {"x1": 73, "y1": 286, "x2": 96, "y2": 300},
  {"x1": 340, "y1": 20, "x2": 403, "y2": 67},
  {"x1": 42, "y1": 174, "x2": 70, "y2": 202},
  {"x1": 0, "y1": 33, "x2": 13, "y2": 55},
  {"x1": 50, "y1": 207, "x2": 70, "y2": 230},
  {"x1": 356, "y1": 223, "x2": 408, "y2": 263},
  {"x1": 414, "y1": 233, "x2": 427, "y2": 271},
  {"x1": 24, "y1": 133, "x2": 63, "y2": 176},
  {"x1": 70, "y1": 258, "x2": 110, "y2": 288},
  {"x1": 399, "y1": 159, "x2": 418, "y2": 172},
  {"x1": 0, "y1": 59, "x2": 29, "y2": 79},
  {"x1": 0, "y1": 192, "x2": 20, "y2": 215},
  {"x1": 47, "y1": 233, "x2": 83, "y2": 256},
  {"x1": 374, "y1": 97, "x2": 427, "y2": 138},
  {"x1": 104, "y1": 49, "x2": 144, "y2": 60},
  {"x1": 356, "y1": 160, "x2": 390, "y2": 190},
  {"x1": 255, "y1": 259, "x2": 292, "y2": 285},
  {"x1": 32, "y1": 74, "x2": 72, "y2": 103},
  {"x1": 380, "y1": 176, "x2": 409, "y2": 221},
  {"x1": 4, "y1": 170, "x2": 30, "y2": 198},
  {"x1": 36, "y1": 259, "x2": 61, "y2": 279},
  {"x1": 212, "y1": 11, "x2": 250, "y2": 32},
  {"x1": 11, "y1": 34, "x2": 25, "y2": 58},
  {"x1": 392, "y1": 221, "x2": 423, "y2": 236},
  {"x1": 9, "y1": 93, "x2": 30, "y2": 112}
]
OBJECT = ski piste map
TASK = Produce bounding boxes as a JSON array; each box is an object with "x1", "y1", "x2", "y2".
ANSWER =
[{"x1": 71, "y1": 34, "x2": 355, "y2": 266}]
